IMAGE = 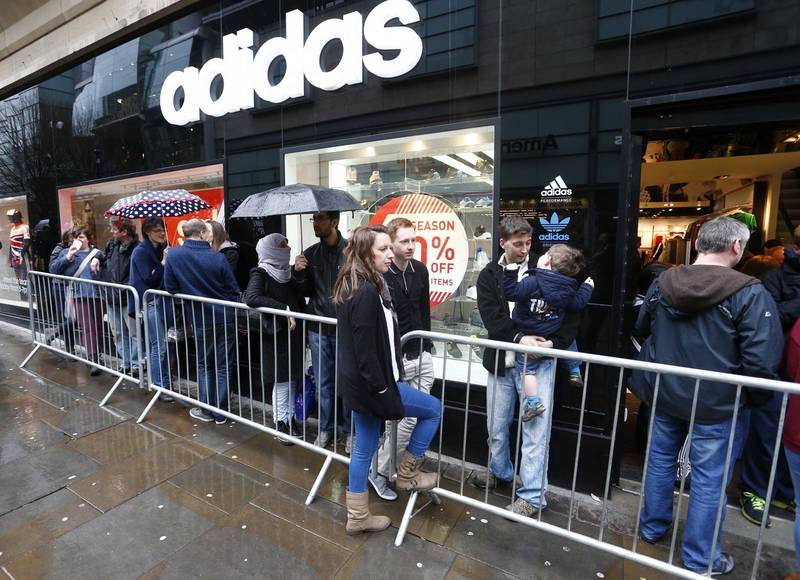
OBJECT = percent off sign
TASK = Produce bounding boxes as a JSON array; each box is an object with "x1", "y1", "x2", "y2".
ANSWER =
[{"x1": 370, "y1": 193, "x2": 469, "y2": 308}]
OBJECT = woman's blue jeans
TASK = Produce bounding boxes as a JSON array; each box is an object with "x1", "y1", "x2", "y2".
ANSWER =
[{"x1": 348, "y1": 382, "x2": 441, "y2": 493}]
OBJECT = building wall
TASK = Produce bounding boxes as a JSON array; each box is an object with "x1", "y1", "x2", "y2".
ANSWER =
[{"x1": 0, "y1": 0, "x2": 193, "y2": 97}]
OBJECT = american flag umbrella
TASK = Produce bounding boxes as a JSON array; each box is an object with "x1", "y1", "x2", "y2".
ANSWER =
[{"x1": 104, "y1": 189, "x2": 211, "y2": 219}]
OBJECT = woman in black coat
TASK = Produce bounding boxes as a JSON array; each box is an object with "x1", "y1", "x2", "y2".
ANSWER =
[
  {"x1": 333, "y1": 225, "x2": 440, "y2": 535},
  {"x1": 244, "y1": 233, "x2": 305, "y2": 445}
]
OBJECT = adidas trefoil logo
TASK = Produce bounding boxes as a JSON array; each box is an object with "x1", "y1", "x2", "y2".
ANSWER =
[
  {"x1": 539, "y1": 212, "x2": 571, "y2": 233},
  {"x1": 541, "y1": 175, "x2": 572, "y2": 197}
]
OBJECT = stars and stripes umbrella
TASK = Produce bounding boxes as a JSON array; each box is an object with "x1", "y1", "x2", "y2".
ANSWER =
[{"x1": 104, "y1": 189, "x2": 211, "y2": 219}]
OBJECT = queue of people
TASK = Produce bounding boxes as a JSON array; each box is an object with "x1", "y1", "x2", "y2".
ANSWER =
[{"x1": 39, "y1": 212, "x2": 800, "y2": 575}]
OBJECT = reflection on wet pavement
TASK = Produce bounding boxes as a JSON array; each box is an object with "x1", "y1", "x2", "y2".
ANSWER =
[{"x1": 0, "y1": 325, "x2": 795, "y2": 580}]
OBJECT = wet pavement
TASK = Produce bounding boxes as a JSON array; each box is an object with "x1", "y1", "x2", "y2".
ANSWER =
[{"x1": 0, "y1": 323, "x2": 796, "y2": 579}]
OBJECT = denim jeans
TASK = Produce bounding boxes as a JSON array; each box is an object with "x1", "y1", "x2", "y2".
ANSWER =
[
  {"x1": 376, "y1": 352, "x2": 435, "y2": 477},
  {"x1": 559, "y1": 340, "x2": 580, "y2": 375},
  {"x1": 640, "y1": 410, "x2": 745, "y2": 572},
  {"x1": 741, "y1": 391, "x2": 794, "y2": 502},
  {"x1": 349, "y1": 382, "x2": 441, "y2": 493},
  {"x1": 195, "y1": 320, "x2": 236, "y2": 422},
  {"x1": 309, "y1": 329, "x2": 350, "y2": 436},
  {"x1": 272, "y1": 380, "x2": 296, "y2": 424},
  {"x1": 107, "y1": 302, "x2": 139, "y2": 370},
  {"x1": 784, "y1": 446, "x2": 800, "y2": 565},
  {"x1": 147, "y1": 302, "x2": 173, "y2": 389},
  {"x1": 485, "y1": 359, "x2": 555, "y2": 508}
]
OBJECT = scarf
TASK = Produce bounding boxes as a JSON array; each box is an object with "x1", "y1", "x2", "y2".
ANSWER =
[{"x1": 257, "y1": 233, "x2": 291, "y2": 283}]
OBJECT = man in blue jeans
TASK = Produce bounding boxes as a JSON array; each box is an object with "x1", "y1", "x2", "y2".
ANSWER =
[
  {"x1": 294, "y1": 211, "x2": 350, "y2": 450},
  {"x1": 164, "y1": 219, "x2": 239, "y2": 425},
  {"x1": 632, "y1": 217, "x2": 782, "y2": 575},
  {"x1": 473, "y1": 216, "x2": 581, "y2": 516}
]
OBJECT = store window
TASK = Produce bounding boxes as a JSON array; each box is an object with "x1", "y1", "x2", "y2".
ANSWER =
[
  {"x1": 56, "y1": 164, "x2": 224, "y2": 250},
  {"x1": 284, "y1": 124, "x2": 496, "y2": 384},
  {"x1": 0, "y1": 196, "x2": 31, "y2": 306}
]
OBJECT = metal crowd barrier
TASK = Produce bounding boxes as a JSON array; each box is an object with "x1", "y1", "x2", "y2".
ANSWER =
[
  {"x1": 392, "y1": 330, "x2": 799, "y2": 580},
  {"x1": 20, "y1": 271, "x2": 144, "y2": 405},
  {"x1": 137, "y1": 289, "x2": 353, "y2": 506}
]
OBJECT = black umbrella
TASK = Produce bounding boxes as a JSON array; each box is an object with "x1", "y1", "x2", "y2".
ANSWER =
[{"x1": 230, "y1": 183, "x2": 361, "y2": 219}]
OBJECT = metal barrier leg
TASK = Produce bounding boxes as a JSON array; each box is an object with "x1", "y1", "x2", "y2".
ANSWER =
[
  {"x1": 306, "y1": 454, "x2": 334, "y2": 506},
  {"x1": 394, "y1": 490, "x2": 419, "y2": 547},
  {"x1": 19, "y1": 344, "x2": 41, "y2": 369},
  {"x1": 99, "y1": 375, "x2": 124, "y2": 407},
  {"x1": 136, "y1": 390, "x2": 161, "y2": 424}
]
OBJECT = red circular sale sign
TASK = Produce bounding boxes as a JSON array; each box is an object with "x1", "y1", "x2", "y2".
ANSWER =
[{"x1": 370, "y1": 194, "x2": 468, "y2": 309}]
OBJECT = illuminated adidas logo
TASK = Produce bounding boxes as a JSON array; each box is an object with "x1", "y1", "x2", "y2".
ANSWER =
[
  {"x1": 541, "y1": 175, "x2": 572, "y2": 197},
  {"x1": 539, "y1": 212, "x2": 571, "y2": 233}
]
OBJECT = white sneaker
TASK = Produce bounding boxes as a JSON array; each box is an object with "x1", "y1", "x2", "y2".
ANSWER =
[
  {"x1": 314, "y1": 431, "x2": 332, "y2": 449},
  {"x1": 369, "y1": 474, "x2": 398, "y2": 501},
  {"x1": 345, "y1": 434, "x2": 355, "y2": 455}
]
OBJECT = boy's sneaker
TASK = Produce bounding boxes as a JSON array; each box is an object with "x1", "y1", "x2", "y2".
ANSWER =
[
  {"x1": 189, "y1": 408, "x2": 214, "y2": 423},
  {"x1": 368, "y1": 474, "x2": 398, "y2": 501},
  {"x1": 740, "y1": 491, "x2": 772, "y2": 527},
  {"x1": 214, "y1": 416, "x2": 227, "y2": 425},
  {"x1": 568, "y1": 372, "x2": 584, "y2": 389},
  {"x1": 521, "y1": 399, "x2": 546, "y2": 422},
  {"x1": 771, "y1": 497, "x2": 796, "y2": 514}
]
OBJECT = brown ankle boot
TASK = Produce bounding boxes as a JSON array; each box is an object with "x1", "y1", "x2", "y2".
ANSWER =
[
  {"x1": 395, "y1": 451, "x2": 437, "y2": 492},
  {"x1": 345, "y1": 490, "x2": 391, "y2": 535}
]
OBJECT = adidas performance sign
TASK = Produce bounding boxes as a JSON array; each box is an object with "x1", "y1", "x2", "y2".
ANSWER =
[{"x1": 541, "y1": 175, "x2": 572, "y2": 197}]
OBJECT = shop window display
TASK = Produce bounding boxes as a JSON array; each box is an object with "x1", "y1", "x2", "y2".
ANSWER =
[
  {"x1": 56, "y1": 164, "x2": 224, "y2": 250},
  {"x1": 0, "y1": 197, "x2": 30, "y2": 305},
  {"x1": 284, "y1": 125, "x2": 495, "y2": 384}
]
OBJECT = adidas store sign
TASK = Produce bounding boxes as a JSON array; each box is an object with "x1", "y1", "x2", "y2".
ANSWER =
[
  {"x1": 160, "y1": 0, "x2": 423, "y2": 126},
  {"x1": 541, "y1": 175, "x2": 572, "y2": 197},
  {"x1": 538, "y1": 212, "x2": 571, "y2": 242}
]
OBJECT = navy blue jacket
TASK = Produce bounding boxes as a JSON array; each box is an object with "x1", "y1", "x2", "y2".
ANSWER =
[
  {"x1": 164, "y1": 239, "x2": 239, "y2": 326},
  {"x1": 502, "y1": 266, "x2": 592, "y2": 337},
  {"x1": 631, "y1": 265, "x2": 782, "y2": 423},
  {"x1": 129, "y1": 240, "x2": 166, "y2": 317}
]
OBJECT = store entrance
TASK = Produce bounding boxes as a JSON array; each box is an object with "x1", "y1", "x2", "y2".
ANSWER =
[{"x1": 620, "y1": 123, "x2": 800, "y2": 486}]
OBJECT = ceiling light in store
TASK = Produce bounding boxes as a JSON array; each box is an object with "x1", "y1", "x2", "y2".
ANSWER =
[
  {"x1": 365, "y1": 147, "x2": 376, "y2": 157},
  {"x1": 409, "y1": 140, "x2": 425, "y2": 152},
  {"x1": 785, "y1": 133, "x2": 800, "y2": 143},
  {"x1": 481, "y1": 149, "x2": 494, "y2": 160},
  {"x1": 457, "y1": 152, "x2": 481, "y2": 165},
  {"x1": 432, "y1": 155, "x2": 481, "y2": 177},
  {"x1": 463, "y1": 133, "x2": 480, "y2": 145}
]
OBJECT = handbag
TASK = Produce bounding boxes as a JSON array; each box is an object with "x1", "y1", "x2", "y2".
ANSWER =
[
  {"x1": 294, "y1": 368, "x2": 317, "y2": 421},
  {"x1": 64, "y1": 249, "x2": 99, "y2": 322}
]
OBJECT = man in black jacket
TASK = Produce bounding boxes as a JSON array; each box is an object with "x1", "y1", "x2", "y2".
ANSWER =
[
  {"x1": 294, "y1": 211, "x2": 350, "y2": 450},
  {"x1": 738, "y1": 225, "x2": 800, "y2": 526},
  {"x1": 472, "y1": 216, "x2": 580, "y2": 518},
  {"x1": 632, "y1": 217, "x2": 782, "y2": 576},
  {"x1": 91, "y1": 218, "x2": 140, "y2": 374}
]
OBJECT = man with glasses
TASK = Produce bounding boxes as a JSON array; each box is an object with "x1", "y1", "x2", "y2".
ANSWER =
[{"x1": 294, "y1": 211, "x2": 351, "y2": 450}]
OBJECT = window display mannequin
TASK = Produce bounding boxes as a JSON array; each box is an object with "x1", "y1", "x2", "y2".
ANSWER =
[{"x1": 7, "y1": 209, "x2": 29, "y2": 299}]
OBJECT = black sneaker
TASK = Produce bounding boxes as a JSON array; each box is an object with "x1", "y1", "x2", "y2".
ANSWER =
[
  {"x1": 740, "y1": 491, "x2": 772, "y2": 527},
  {"x1": 277, "y1": 421, "x2": 294, "y2": 446},
  {"x1": 771, "y1": 497, "x2": 796, "y2": 514},
  {"x1": 470, "y1": 471, "x2": 498, "y2": 489}
]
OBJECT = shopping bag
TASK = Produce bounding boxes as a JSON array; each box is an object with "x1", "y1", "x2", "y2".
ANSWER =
[{"x1": 294, "y1": 368, "x2": 316, "y2": 421}]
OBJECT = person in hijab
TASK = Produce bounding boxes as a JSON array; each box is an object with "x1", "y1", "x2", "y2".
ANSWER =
[{"x1": 244, "y1": 233, "x2": 306, "y2": 444}]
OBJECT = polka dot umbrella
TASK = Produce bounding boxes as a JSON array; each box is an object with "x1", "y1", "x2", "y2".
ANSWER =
[{"x1": 104, "y1": 189, "x2": 211, "y2": 219}]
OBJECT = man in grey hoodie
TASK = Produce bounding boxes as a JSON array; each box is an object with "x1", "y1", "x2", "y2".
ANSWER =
[{"x1": 632, "y1": 216, "x2": 782, "y2": 576}]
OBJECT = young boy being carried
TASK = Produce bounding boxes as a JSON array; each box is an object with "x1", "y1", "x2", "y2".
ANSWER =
[{"x1": 502, "y1": 244, "x2": 593, "y2": 421}]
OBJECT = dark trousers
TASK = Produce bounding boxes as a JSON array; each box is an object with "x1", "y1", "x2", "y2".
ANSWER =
[{"x1": 741, "y1": 391, "x2": 795, "y2": 502}]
